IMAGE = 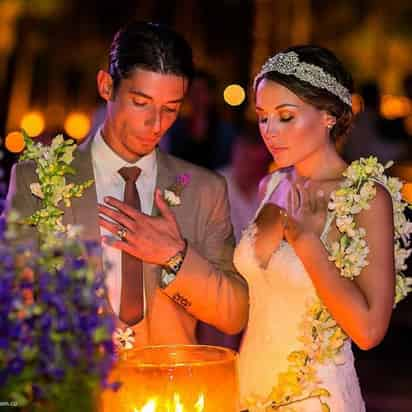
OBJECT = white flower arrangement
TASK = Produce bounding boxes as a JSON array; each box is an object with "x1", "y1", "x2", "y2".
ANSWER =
[
  {"x1": 163, "y1": 173, "x2": 191, "y2": 208},
  {"x1": 327, "y1": 156, "x2": 412, "y2": 305},
  {"x1": 163, "y1": 189, "x2": 181, "y2": 206}
]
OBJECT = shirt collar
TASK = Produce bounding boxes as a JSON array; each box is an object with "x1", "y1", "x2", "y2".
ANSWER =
[{"x1": 91, "y1": 127, "x2": 157, "y2": 182}]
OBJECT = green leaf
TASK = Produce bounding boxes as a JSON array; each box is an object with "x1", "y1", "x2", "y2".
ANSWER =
[
  {"x1": 10, "y1": 390, "x2": 29, "y2": 406},
  {"x1": 93, "y1": 326, "x2": 110, "y2": 343}
]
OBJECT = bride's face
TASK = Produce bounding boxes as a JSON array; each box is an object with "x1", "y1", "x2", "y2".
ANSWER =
[{"x1": 255, "y1": 78, "x2": 332, "y2": 168}]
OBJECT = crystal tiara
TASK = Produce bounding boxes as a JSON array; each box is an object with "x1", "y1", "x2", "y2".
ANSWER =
[{"x1": 253, "y1": 51, "x2": 352, "y2": 107}]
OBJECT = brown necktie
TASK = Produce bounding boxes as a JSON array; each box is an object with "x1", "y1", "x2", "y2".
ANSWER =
[{"x1": 118, "y1": 166, "x2": 144, "y2": 326}]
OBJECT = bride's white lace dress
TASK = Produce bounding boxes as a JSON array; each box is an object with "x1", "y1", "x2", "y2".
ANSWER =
[{"x1": 235, "y1": 172, "x2": 365, "y2": 412}]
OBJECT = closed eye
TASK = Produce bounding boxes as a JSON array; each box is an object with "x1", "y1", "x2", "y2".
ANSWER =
[
  {"x1": 163, "y1": 106, "x2": 178, "y2": 113},
  {"x1": 132, "y1": 100, "x2": 147, "y2": 107}
]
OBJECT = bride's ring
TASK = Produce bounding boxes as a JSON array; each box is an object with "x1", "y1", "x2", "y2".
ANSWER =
[
  {"x1": 279, "y1": 209, "x2": 288, "y2": 218},
  {"x1": 279, "y1": 209, "x2": 288, "y2": 227},
  {"x1": 117, "y1": 226, "x2": 127, "y2": 240}
]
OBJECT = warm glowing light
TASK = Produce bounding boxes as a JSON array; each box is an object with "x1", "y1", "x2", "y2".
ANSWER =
[
  {"x1": 351, "y1": 93, "x2": 363, "y2": 115},
  {"x1": 5, "y1": 131, "x2": 25, "y2": 153},
  {"x1": 402, "y1": 183, "x2": 412, "y2": 203},
  {"x1": 136, "y1": 394, "x2": 193, "y2": 412},
  {"x1": 135, "y1": 399, "x2": 157, "y2": 412},
  {"x1": 100, "y1": 345, "x2": 239, "y2": 411},
  {"x1": 20, "y1": 111, "x2": 45, "y2": 137},
  {"x1": 380, "y1": 95, "x2": 411, "y2": 119},
  {"x1": 173, "y1": 393, "x2": 183, "y2": 412},
  {"x1": 223, "y1": 84, "x2": 246, "y2": 106},
  {"x1": 194, "y1": 393, "x2": 205, "y2": 411},
  {"x1": 64, "y1": 112, "x2": 91, "y2": 140}
]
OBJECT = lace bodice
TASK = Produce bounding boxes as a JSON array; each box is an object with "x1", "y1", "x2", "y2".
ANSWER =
[{"x1": 235, "y1": 171, "x2": 365, "y2": 412}]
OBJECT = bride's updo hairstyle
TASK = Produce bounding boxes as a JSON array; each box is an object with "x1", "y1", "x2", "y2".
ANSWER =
[{"x1": 254, "y1": 45, "x2": 354, "y2": 142}]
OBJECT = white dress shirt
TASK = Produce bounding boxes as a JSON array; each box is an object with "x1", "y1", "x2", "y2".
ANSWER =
[{"x1": 91, "y1": 128, "x2": 157, "y2": 314}]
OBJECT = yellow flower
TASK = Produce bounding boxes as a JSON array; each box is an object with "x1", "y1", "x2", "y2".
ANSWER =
[{"x1": 287, "y1": 351, "x2": 307, "y2": 367}]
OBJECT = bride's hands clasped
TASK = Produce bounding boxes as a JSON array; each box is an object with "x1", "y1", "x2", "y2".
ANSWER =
[{"x1": 278, "y1": 175, "x2": 330, "y2": 245}]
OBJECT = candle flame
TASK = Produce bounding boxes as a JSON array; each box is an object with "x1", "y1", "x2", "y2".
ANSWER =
[
  {"x1": 137, "y1": 393, "x2": 205, "y2": 412},
  {"x1": 194, "y1": 393, "x2": 205, "y2": 411},
  {"x1": 173, "y1": 393, "x2": 183, "y2": 412},
  {"x1": 135, "y1": 398, "x2": 157, "y2": 412}
]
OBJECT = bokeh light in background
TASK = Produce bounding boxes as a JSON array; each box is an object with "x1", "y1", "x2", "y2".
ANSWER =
[
  {"x1": 223, "y1": 84, "x2": 246, "y2": 106},
  {"x1": 5, "y1": 131, "x2": 25, "y2": 153},
  {"x1": 20, "y1": 111, "x2": 45, "y2": 137},
  {"x1": 64, "y1": 112, "x2": 91, "y2": 140},
  {"x1": 402, "y1": 182, "x2": 412, "y2": 203},
  {"x1": 380, "y1": 95, "x2": 411, "y2": 119},
  {"x1": 351, "y1": 93, "x2": 363, "y2": 115}
]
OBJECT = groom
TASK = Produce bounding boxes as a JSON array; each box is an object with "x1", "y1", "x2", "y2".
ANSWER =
[{"x1": 6, "y1": 21, "x2": 248, "y2": 346}]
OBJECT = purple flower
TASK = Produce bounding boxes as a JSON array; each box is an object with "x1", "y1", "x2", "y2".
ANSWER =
[
  {"x1": 8, "y1": 357, "x2": 24, "y2": 375},
  {"x1": 177, "y1": 173, "x2": 191, "y2": 186},
  {"x1": 32, "y1": 384, "x2": 45, "y2": 400},
  {"x1": 0, "y1": 216, "x2": 6, "y2": 235},
  {"x1": 84, "y1": 240, "x2": 102, "y2": 256},
  {"x1": 72, "y1": 258, "x2": 86, "y2": 270},
  {"x1": 56, "y1": 317, "x2": 69, "y2": 332},
  {"x1": 103, "y1": 380, "x2": 122, "y2": 391},
  {"x1": 39, "y1": 313, "x2": 52, "y2": 330},
  {"x1": 64, "y1": 345, "x2": 81, "y2": 365},
  {"x1": 0, "y1": 208, "x2": 116, "y2": 404}
]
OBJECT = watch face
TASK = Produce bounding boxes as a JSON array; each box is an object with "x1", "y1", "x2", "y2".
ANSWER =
[
  {"x1": 166, "y1": 252, "x2": 184, "y2": 273},
  {"x1": 160, "y1": 268, "x2": 176, "y2": 288}
]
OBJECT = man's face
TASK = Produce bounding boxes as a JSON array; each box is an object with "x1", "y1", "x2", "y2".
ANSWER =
[{"x1": 99, "y1": 68, "x2": 188, "y2": 162}]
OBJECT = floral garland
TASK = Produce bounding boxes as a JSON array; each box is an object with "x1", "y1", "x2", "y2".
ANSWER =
[
  {"x1": 19, "y1": 132, "x2": 93, "y2": 247},
  {"x1": 245, "y1": 298, "x2": 345, "y2": 412},
  {"x1": 246, "y1": 157, "x2": 412, "y2": 411},
  {"x1": 327, "y1": 156, "x2": 412, "y2": 305}
]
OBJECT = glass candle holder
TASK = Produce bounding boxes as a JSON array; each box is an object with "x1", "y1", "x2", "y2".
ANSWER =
[{"x1": 100, "y1": 345, "x2": 239, "y2": 412}]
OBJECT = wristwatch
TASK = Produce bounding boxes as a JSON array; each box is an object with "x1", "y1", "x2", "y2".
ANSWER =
[{"x1": 159, "y1": 239, "x2": 188, "y2": 289}]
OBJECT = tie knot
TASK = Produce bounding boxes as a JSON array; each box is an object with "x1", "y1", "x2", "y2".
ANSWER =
[{"x1": 118, "y1": 166, "x2": 141, "y2": 183}]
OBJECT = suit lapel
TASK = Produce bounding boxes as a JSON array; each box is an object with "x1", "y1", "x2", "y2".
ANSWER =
[{"x1": 152, "y1": 149, "x2": 176, "y2": 216}]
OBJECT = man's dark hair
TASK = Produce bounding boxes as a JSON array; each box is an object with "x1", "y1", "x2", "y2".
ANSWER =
[{"x1": 109, "y1": 21, "x2": 194, "y2": 92}]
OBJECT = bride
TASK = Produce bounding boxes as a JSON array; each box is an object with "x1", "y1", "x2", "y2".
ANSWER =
[{"x1": 236, "y1": 45, "x2": 411, "y2": 411}]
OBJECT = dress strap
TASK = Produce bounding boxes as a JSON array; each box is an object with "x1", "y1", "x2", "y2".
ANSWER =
[
  {"x1": 253, "y1": 171, "x2": 285, "y2": 221},
  {"x1": 320, "y1": 211, "x2": 336, "y2": 247}
]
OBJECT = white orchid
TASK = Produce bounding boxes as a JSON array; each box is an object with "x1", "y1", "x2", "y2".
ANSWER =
[
  {"x1": 326, "y1": 157, "x2": 412, "y2": 307},
  {"x1": 30, "y1": 182, "x2": 44, "y2": 199},
  {"x1": 113, "y1": 327, "x2": 135, "y2": 350},
  {"x1": 163, "y1": 189, "x2": 181, "y2": 206}
]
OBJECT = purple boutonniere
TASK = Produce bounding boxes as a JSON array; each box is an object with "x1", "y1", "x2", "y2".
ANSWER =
[{"x1": 164, "y1": 173, "x2": 191, "y2": 206}]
